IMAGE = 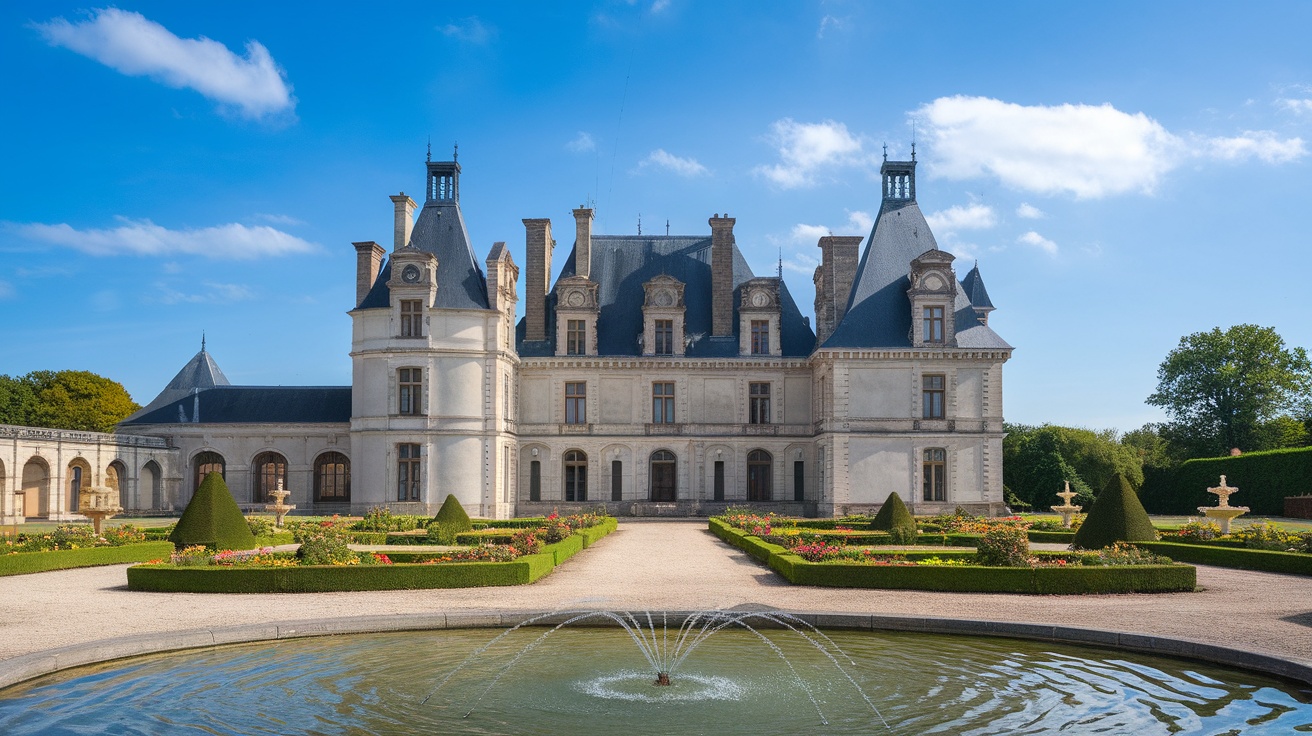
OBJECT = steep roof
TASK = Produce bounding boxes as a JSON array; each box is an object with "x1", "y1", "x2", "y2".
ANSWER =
[
  {"x1": 518, "y1": 235, "x2": 815, "y2": 357},
  {"x1": 123, "y1": 346, "x2": 230, "y2": 422},
  {"x1": 120, "y1": 386, "x2": 351, "y2": 425},
  {"x1": 961, "y1": 263, "x2": 995, "y2": 310}
]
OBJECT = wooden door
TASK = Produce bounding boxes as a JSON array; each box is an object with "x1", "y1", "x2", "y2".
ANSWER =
[{"x1": 650, "y1": 462, "x2": 676, "y2": 502}]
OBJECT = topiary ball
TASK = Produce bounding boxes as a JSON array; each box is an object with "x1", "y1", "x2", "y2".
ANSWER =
[{"x1": 1071, "y1": 473, "x2": 1157, "y2": 550}]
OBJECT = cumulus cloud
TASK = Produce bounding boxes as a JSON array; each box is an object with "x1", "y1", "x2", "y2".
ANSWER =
[
  {"x1": 156, "y1": 281, "x2": 256, "y2": 305},
  {"x1": 754, "y1": 118, "x2": 871, "y2": 189},
  {"x1": 639, "y1": 149, "x2": 709, "y2": 177},
  {"x1": 11, "y1": 218, "x2": 317, "y2": 259},
  {"x1": 1016, "y1": 203, "x2": 1044, "y2": 219},
  {"x1": 1018, "y1": 230, "x2": 1058, "y2": 255},
  {"x1": 254, "y1": 213, "x2": 305, "y2": 226},
  {"x1": 567, "y1": 131, "x2": 596, "y2": 153},
  {"x1": 925, "y1": 203, "x2": 996, "y2": 233},
  {"x1": 915, "y1": 96, "x2": 1305, "y2": 198},
  {"x1": 1279, "y1": 97, "x2": 1312, "y2": 115},
  {"x1": 34, "y1": 8, "x2": 294, "y2": 119},
  {"x1": 788, "y1": 210, "x2": 874, "y2": 243},
  {"x1": 439, "y1": 17, "x2": 494, "y2": 44}
]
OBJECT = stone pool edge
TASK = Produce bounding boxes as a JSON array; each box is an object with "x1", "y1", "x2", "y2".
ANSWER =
[{"x1": 2, "y1": 609, "x2": 1309, "y2": 690}]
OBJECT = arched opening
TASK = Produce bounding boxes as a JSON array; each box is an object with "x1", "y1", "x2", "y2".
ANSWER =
[
  {"x1": 314, "y1": 452, "x2": 350, "y2": 503},
  {"x1": 0, "y1": 459, "x2": 5, "y2": 516},
  {"x1": 142, "y1": 461, "x2": 162, "y2": 510},
  {"x1": 747, "y1": 450, "x2": 772, "y2": 502},
  {"x1": 67, "y1": 458, "x2": 92, "y2": 513},
  {"x1": 21, "y1": 458, "x2": 49, "y2": 518},
  {"x1": 193, "y1": 451, "x2": 225, "y2": 493},
  {"x1": 563, "y1": 450, "x2": 587, "y2": 502},
  {"x1": 649, "y1": 450, "x2": 677, "y2": 502},
  {"x1": 251, "y1": 452, "x2": 288, "y2": 503},
  {"x1": 106, "y1": 460, "x2": 128, "y2": 509}
]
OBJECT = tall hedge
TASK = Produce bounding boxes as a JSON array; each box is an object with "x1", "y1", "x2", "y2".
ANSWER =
[
  {"x1": 1138, "y1": 446, "x2": 1312, "y2": 515},
  {"x1": 870, "y1": 492, "x2": 917, "y2": 542},
  {"x1": 169, "y1": 472, "x2": 258, "y2": 550},
  {"x1": 1072, "y1": 473, "x2": 1157, "y2": 550}
]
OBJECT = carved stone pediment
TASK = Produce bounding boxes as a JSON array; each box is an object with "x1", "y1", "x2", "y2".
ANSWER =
[
  {"x1": 642, "y1": 274, "x2": 686, "y2": 309},
  {"x1": 554, "y1": 275, "x2": 599, "y2": 311},
  {"x1": 738, "y1": 277, "x2": 780, "y2": 311}
]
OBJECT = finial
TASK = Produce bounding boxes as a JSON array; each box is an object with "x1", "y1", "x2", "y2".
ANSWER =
[
  {"x1": 911, "y1": 122, "x2": 917, "y2": 160},
  {"x1": 666, "y1": 219, "x2": 670, "y2": 236},
  {"x1": 882, "y1": 142, "x2": 887, "y2": 162},
  {"x1": 426, "y1": 137, "x2": 431, "y2": 163},
  {"x1": 201, "y1": 332, "x2": 206, "y2": 352},
  {"x1": 637, "y1": 213, "x2": 642, "y2": 235},
  {"x1": 453, "y1": 142, "x2": 458, "y2": 162},
  {"x1": 777, "y1": 247, "x2": 783, "y2": 279}
]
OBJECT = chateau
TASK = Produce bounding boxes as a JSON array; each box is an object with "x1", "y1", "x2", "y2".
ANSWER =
[{"x1": 0, "y1": 152, "x2": 1011, "y2": 522}]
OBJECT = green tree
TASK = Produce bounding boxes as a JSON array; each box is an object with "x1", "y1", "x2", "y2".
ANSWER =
[
  {"x1": 25, "y1": 370, "x2": 140, "y2": 432},
  {"x1": 0, "y1": 375, "x2": 39, "y2": 426},
  {"x1": 1147, "y1": 325, "x2": 1312, "y2": 456},
  {"x1": 1004, "y1": 424, "x2": 1141, "y2": 509}
]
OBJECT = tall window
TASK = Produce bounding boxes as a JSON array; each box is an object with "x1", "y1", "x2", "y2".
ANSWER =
[
  {"x1": 398, "y1": 368, "x2": 422, "y2": 415},
  {"x1": 529, "y1": 460, "x2": 541, "y2": 501},
  {"x1": 401, "y1": 299, "x2": 423, "y2": 337},
  {"x1": 922, "y1": 375, "x2": 945, "y2": 419},
  {"x1": 398, "y1": 444, "x2": 421, "y2": 501},
  {"x1": 713, "y1": 460, "x2": 725, "y2": 501},
  {"x1": 69, "y1": 465, "x2": 83, "y2": 512},
  {"x1": 747, "y1": 450, "x2": 772, "y2": 501},
  {"x1": 922, "y1": 306, "x2": 945, "y2": 344},
  {"x1": 794, "y1": 461, "x2": 805, "y2": 502},
  {"x1": 750, "y1": 320, "x2": 770, "y2": 355},
  {"x1": 749, "y1": 382, "x2": 771, "y2": 424},
  {"x1": 611, "y1": 460, "x2": 623, "y2": 501},
  {"x1": 566, "y1": 319, "x2": 586, "y2": 355},
  {"x1": 652, "y1": 382, "x2": 675, "y2": 424},
  {"x1": 565, "y1": 382, "x2": 586, "y2": 424},
  {"x1": 564, "y1": 450, "x2": 588, "y2": 501},
  {"x1": 654, "y1": 319, "x2": 674, "y2": 355},
  {"x1": 315, "y1": 452, "x2": 350, "y2": 502},
  {"x1": 252, "y1": 452, "x2": 287, "y2": 503},
  {"x1": 923, "y1": 448, "x2": 946, "y2": 502},
  {"x1": 194, "y1": 451, "x2": 225, "y2": 493}
]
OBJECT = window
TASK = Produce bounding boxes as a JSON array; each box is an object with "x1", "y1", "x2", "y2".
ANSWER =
[
  {"x1": 565, "y1": 382, "x2": 586, "y2": 424},
  {"x1": 315, "y1": 452, "x2": 350, "y2": 502},
  {"x1": 194, "y1": 451, "x2": 225, "y2": 493},
  {"x1": 749, "y1": 382, "x2": 771, "y2": 424},
  {"x1": 747, "y1": 450, "x2": 772, "y2": 501},
  {"x1": 398, "y1": 368, "x2": 422, "y2": 415},
  {"x1": 923, "y1": 448, "x2": 946, "y2": 502},
  {"x1": 922, "y1": 375, "x2": 945, "y2": 419},
  {"x1": 529, "y1": 460, "x2": 541, "y2": 501},
  {"x1": 401, "y1": 299, "x2": 423, "y2": 337},
  {"x1": 652, "y1": 382, "x2": 675, "y2": 424},
  {"x1": 922, "y1": 306, "x2": 945, "y2": 344},
  {"x1": 69, "y1": 465, "x2": 83, "y2": 512},
  {"x1": 654, "y1": 319, "x2": 674, "y2": 355},
  {"x1": 566, "y1": 319, "x2": 586, "y2": 355},
  {"x1": 252, "y1": 452, "x2": 287, "y2": 503},
  {"x1": 650, "y1": 450, "x2": 676, "y2": 502},
  {"x1": 398, "y1": 444, "x2": 421, "y2": 501},
  {"x1": 794, "y1": 461, "x2": 805, "y2": 502},
  {"x1": 713, "y1": 460, "x2": 725, "y2": 501},
  {"x1": 564, "y1": 450, "x2": 587, "y2": 501},
  {"x1": 611, "y1": 460, "x2": 623, "y2": 501},
  {"x1": 750, "y1": 320, "x2": 770, "y2": 355}
]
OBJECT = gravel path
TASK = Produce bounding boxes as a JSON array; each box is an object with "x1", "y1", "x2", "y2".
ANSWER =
[{"x1": 3, "y1": 520, "x2": 1311, "y2": 666}]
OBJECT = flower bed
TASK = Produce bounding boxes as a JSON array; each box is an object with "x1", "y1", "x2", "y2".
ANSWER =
[{"x1": 0, "y1": 541, "x2": 176, "y2": 577}]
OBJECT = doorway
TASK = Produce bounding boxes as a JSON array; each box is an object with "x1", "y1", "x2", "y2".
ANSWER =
[{"x1": 649, "y1": 450, "x2": 676, "y2": 502}]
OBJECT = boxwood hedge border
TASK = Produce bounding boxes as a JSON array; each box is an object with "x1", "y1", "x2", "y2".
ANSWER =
[
  {"x1": 1135, "y1": 541, "x2": 1312, "y2": 576},
  {"x1": 0, "y1": 542, "x2": 175, "y2": 577}
]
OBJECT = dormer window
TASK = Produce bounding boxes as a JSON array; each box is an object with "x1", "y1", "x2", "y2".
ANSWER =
[
  {"x1": 922, "y1": 306, "x2": 944, "y2": 344},
  {"x1": 908, "y1": 249, "x2": 958, "y2": 348},
  {"x1": 738, "y1": 278, "x2": 781, "y2": 357},
  {"x1": 641, "y1": 275, "x2": 687, "y2": 357},
  {"x1": 654, "y1": 320, "x2": 674, "y2": 355},
  {"x1": 400, "y1": 300, "x2": 423, "y2": 337},
  {"x1": 566, "y1": 319, "x2": 586, "y2": 355},
  {"x1": 751, "y1": 320, "x2": 770, "y2": 354},
  {"x1": 554, "y1": 276, "x2": 599, "y2": 357}
]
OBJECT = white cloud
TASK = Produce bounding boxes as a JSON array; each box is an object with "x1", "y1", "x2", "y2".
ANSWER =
[
  {"x1": 790, "y1": 223, "x2": 830, "y2": 243},
  {"x1": 788, "y1": 210, "x2": 874, "y2": 244},
  {"x1": 1016, "y1": 203, "x2": 1045, "y2": 219},
  {"x1": 12, "y1": 218, "x2": 317, "y2": 259},
  {"x1": 640, "y1": 149, "x2": 709, "y2": 177},
  {"x1": 1279, "y1": 98, "x2": 1312, "y2": 115},
  {"x1": 35, "y1": 8, "x2": 294, "y2": 119},
  {"x1": 254, "y1": 213, "x2": 305, "y2": 226},
  {"x1": 438, "y1": 17, "x2": 494, "y2": 44},
  {"x1": 781, "y1": 251, "x2": 819, "y2": 275},
  {"x1": 650, "y1": 0, "x2": 672, "y2": 12},
  {"x1": 156, "y1": 281, "x2": 256, "y2": 305},
  {"x1": 916, "y1": 95, "x2": 1305, "y2": 199},
  {"x1": 1018, "y1": 230, "x2": 1058, "y2": 255},
  {"x1": 754, "y1": 118, "x2": 871, "y2": 189},
  {"x1": 846, "y1": 210, "x2": 874, "y2": 233},
  {"x1": 817, "y1": 15, "x2": 849, "y2": 38},
  {"x1": 925, "y1": 203, "x2": 996, "y2": 233},
  {"x1": 567, "y1": 132, "x2": 596, "y2": 153}
]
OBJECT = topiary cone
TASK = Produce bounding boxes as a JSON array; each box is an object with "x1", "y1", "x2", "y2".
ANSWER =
[
  {"x1": 870, "y1": 491, "x2": 916, "y2": 536},
  {"x1": 169, "y1": 472, "x2": 258, "y2": 550},
  {"x1": 431, "y1": 494, "x2": 473, "y2": 532},
  {"x1": 1071, "y1": 472, "x2": 1157, "y2": 549}
]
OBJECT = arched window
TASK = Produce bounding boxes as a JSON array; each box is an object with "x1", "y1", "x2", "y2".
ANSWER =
[
  {"x1": 194, "y1": 451, "x2": 225, "y2": 493},
  {"x1": 747, "y1": 450, "x2": 772, "y2": 502},
  {"x1": 107, "y1": 460, "x2": 128, "y2": 509},
  {"x1": 315, "y1": 452, "x2": 350, "y2": 502},
  {"x1": 67, "y1": 459, "x2": 91, "y2": 512},
  {"x1": 142, "y1": 461, "x2": 163, "y2": 510},
  {"x1": 252, "y1": 452, "x2": 288, "y2": 503},
  {"x1": 650, "y1": 450, "x2": 676, "y2": 502},
  {"x1": 21, "y1": 458, "x2": 50, "y2": 518},
  {"x1": 923, "y1": 448, "x2": 946, "y2": 502},
  {"x1": 563, "y1": 450, "x2": 587, "y2": 502}
]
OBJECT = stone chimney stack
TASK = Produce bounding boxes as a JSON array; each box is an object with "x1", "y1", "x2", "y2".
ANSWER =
[
  {"x1": 523, "y1": 218, "x2": 554, "y2": 341},
  {"x1": 709, "y1": 214, "x2": 736, "y2": 337},
  {"x1": 352, "y1": 241, "x2": 385, "y2": 307},
  {"x1": 390, "y1": 193, "x2": 417, "y2": 250},
  {"x1": 813, "y1": 235, "x2": 863, "y2": 343},
  {"x1": 573, "y1": 207, "x2": 594, "y2": 279}
]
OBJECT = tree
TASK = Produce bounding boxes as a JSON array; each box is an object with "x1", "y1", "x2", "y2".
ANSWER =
[
  {"x1": 0, "y1": 370, "x2": 139, "y2": 432},
  {"x1": 0, "y1": 375, "x2": 39, "y2": 426},
  {"x1": 1003, "y1": 424, "x2": 1141, "y2": 509},
  {"x1": 1147, "y1": 325, "x2": 1312, "y2": 456}
]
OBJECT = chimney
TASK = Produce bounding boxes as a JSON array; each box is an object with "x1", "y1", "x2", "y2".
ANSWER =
[
  {"x1": 390, "y1": 193, "x2": 417, "y2": 250},
  {"x1": 573, "y1": 207, "x2": 594, "y2": 279},
  {"x1": 352, "y1": 241, "x2": 385, "y2": 307},
  {"x1": 523, "y1": 218, "x2": 553, "y2": 341},
  {"x1": 709, "y1": 214, "x2": 735, "y2": 337},
  {"x1": 814, "y1": 235, "x2": 863, "y2": 343}
]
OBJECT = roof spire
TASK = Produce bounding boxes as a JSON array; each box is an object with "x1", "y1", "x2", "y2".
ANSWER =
[
  {"x1": 777, "y1": 247, "x2": 783, "y2": 279},
  {"x1": 201, "y1": 332, "x2": 206, "y2": 352},
  {"x1": 637, "y1": 213, "x2": 642, "y2": 235},
  {"x1": 426, "y1": 137, "x2": 431, "y2": 163},
  {"x1": 453, "y1": 142, "x2": 458, "y2": 162},
  {"x1": 882, "y1": 142, "x2": 888, "y2": 162}
]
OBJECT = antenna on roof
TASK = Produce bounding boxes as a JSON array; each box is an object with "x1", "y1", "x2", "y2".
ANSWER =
[
  {"x1": 882, "y1": 142, "x2": 888, "y2": 162},
  {"x1": 453, "y1": 142, "x2": 458, "y2": 162},
  {"x1": 427, "y1": 137, "x2": 431, "y2": 163},
  {"x1": 777, "y1": 247, "x2": 783, "y2": 279},
  {"x1": 911, "y1": 122, "x2": 917, "y2": 161},
  {"x1": 666, "y1": 219, "x2": 670, "y2": 236},
  {"x1": 637, "y1": 213, "x2": 642, "y2": 235}
]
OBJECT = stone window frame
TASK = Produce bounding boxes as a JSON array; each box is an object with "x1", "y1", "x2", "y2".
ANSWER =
[
  {"x1": 748, "y1": 382, "x2": 772, "y2": 424},
  {"x1": 922, "y1": 374, "x2": 946, "y2": 420},
  {"x1": 397, "y1": 443, "x2": 422, "y2": 501},
  {"x1": 651, "y1": 381, "x2": 675, "y2": 424},
  {"x1": 563, "y1": 449, "x2": 588, "y2": 501},
  {"x1": 566, "y1": 319, "x2": 587, "y2": 356},
  {"x1": 750, "y1": 320, "x2": 770, "y2": 355},
  {"x1": 400, "y1": 299, "x2": 423, "y2": 338},
  {"x1": 314, "y1": 451, "x2": 351, "y2": 502},
  {"x1": 251, "y1": 451, "x2": 288, "y2": 503},
  {"x1": 922, "y1": 447, "x2": 947, "y2": 502},
  {"x1": 397, "y1": 367, "x2": 423, "y2": 416},
  {"x1": 653, "y1": 319, "x2": 675, "y2": 355},
  {"x1": 564, "y1": 381, "x2": 587, "y2": 424},
  {"x1": 922, "y1": 306, "x2": 945, "y2": 344}
]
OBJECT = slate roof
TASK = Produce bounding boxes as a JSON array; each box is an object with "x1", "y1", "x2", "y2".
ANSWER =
[
  {"x1": 517, "y1": 235, "x2": 815, "y2": 357},
  {"x1": 121, "y1": 386, "x2": 351, "y2": 425},
  {"x1": 357, "y1": 199, "x2": 491, "y2": 311},
  {"x1": 123, "y1": 347, "x2": 230, "y2": 422},
  {"x1": 961, "y1": 263, "x2": 995, "y2": 310},
  {"x1": 824, "y1": 199, "x2": 1010, "y2": 350}
]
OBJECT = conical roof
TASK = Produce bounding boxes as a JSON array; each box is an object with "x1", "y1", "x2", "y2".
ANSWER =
[
  {"x1": 122, "y1": 344, "x2": 230, "y2": 422},
  {"x1": 961, "y1": 263, "x2": 995, "y2": 310}
]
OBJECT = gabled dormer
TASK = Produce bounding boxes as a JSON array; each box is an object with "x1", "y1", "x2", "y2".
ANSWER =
[
  {"x1": 908, "y1": 249, "x2": 957, "y2": 348},
  {"x1": 641, "y1": 274, "x2": 686, "y2": 356},
  {"x1": 386, "y1": 247, "x2": 438, "y2": 338},
  {"x1": 554, "y1": 275, "x2": 599, "y2": 356},
  {"x1": 738, "y1": 277, "x2": 782, "y2": 357}
]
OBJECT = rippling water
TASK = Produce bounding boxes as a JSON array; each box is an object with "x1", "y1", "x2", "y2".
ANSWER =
[{"x1": 1, "y1": 628, "x2": 1309, "y2": 735}]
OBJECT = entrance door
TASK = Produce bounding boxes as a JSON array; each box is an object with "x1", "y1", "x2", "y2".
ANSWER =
[
  {"x1": 650, "y1": 450, "x2": 676, "y2": 502},
  {"x1": 747, "y1": 450, "x2": 772, "y2": 501}
]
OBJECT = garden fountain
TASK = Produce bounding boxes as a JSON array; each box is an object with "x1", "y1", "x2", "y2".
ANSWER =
[
  {"x1": 77, "y1": 485, "x2": 122, "y2": 536},
  {"x1": 1050, "y1": 481, "x2": 1082, "y2": 528},
  {"x1": 1200, "y1": 475, "x2": 1249, "y2": 534},
  {"x1": 263, "y1": 479, "x2": 296, "y2": 527}
]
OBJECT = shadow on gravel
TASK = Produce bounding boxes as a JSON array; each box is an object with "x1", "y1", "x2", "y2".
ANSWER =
[{"x1": 1282, "y1": 612, "x2": 1312, "y2": 628}]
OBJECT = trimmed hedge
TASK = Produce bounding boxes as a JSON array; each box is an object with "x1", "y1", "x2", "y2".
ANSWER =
[
  {"x1": 1072, "y1": 473, "x2": 1157, "y2": 549},
  {"x1": 1140, "y1": 446, "x2": 1312, "y2": 515},
  {"x1": 1027, "y1": 530, "x2": 1076, "y2": 543},
  {"x1": 171, "y1": 473, "x2": 258, "y2": 550},
  {"x1": 470, "y1": 518, "x2": 549, "y2": 530},
  {"x1": 0, "y1": 542, "x2": 175, "y2": 577},
  {"x1": 541, "y1": 534, "x2": 584, "y2": 565},
  {"x1": 1136, "y1": 541, "x2": 1312, "y2": 576},
  {"x1": 579, "y1": 517, "x2": 619, "y2": 546}
]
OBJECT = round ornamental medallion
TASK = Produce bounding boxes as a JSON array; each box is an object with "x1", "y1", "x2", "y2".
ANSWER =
[
  {"x1": 924, "y1": 274, "x2": 944, "y2": 291},
  {"x1": 750, "y1": 291, "x2": 769, "y2": 307},
  {"x1": 566, "y1": 291, "x2": 586, "y2": 307},
  {"x1": 654, "y1": 290, "x2": 674, "y2": 307},
  {"x1": 401, "y1": 265, "x2": 421, "y2": 283}
]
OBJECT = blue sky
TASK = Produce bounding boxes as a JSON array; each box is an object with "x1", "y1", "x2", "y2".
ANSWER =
[{"x1": 2, "y1": 1, "x2": 1310, "y2": 433}]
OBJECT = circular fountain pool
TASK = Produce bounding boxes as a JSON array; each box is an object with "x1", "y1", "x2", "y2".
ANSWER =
[{"x1": 1, "y1": 627, "x2": 1309, "y2": 735}]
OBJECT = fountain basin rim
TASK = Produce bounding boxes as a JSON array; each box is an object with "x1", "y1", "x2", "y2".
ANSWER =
[{"x1": 2, "y1": 609, "x2": 1310, "y2": 692}]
